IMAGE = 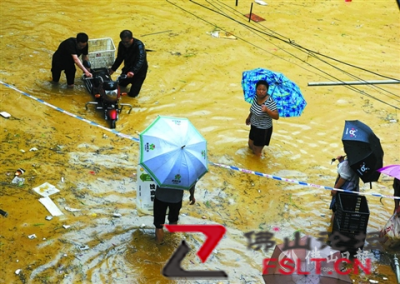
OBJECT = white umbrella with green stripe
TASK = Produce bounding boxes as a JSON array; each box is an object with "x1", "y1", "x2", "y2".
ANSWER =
[{"x1": 139, "y1": 115, "x2": 208, "y2": 190}]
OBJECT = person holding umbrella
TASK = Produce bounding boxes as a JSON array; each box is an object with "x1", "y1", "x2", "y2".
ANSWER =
[
  {"x1": 139, "y1": 116, "x2": 207, "y2": 243},
  {"x1": 153, "y1": 184, "x2": 196, "y2": 244},
  {"x1": 245, "y1": 80, "x2": 279, "y2": 157},
  {"x1": 329, "y1": 154, "x2": 360, "y2": 221},
  {"x1": 377, "y1": 165, "x2": 400, "y2": 213}
]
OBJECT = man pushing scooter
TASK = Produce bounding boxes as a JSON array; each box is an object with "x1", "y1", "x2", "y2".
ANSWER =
[{"x1": 108, "y1": 30, "x2": 148, "y2": 98}]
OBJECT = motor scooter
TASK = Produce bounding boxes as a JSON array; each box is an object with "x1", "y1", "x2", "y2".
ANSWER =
[{"x1": 83, "y1": 66, "x2": 133, "y2": 129}]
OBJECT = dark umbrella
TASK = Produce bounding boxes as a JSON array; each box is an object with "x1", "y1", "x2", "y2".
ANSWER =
[
  {"x1": 263, "y1": 235, "x2": 352, "y2": 284},
  {"x1": 342, "y1": 120, "x2": 384, "y2": 183}
]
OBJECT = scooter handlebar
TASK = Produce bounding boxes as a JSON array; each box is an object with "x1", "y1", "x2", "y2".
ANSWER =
[
  {"x1": 83, "y1": 75, "x2": 104, "y2": 83},
  {"x1": 118, "y1": 74, "x2": 127, "y2": 81},
  {"x1": 83, "y1": 73, "x2": 125, "y2": 83}
]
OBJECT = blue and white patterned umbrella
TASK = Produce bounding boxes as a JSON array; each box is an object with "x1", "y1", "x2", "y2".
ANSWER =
[
  {"x1": 139, "y1": 116, "x2": 208, "y2": 190},
  {"x1": 242, "y1": 68, "x2": 307, "y2": 117}
]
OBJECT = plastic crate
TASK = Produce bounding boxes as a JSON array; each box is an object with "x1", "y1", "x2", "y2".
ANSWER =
[
  {"x1": 330, "y1": 223, "x2": 366, "y2": 254},
  {"x1": 87, "y1": 38, "x2": 116, "y2": 68},
  {"x1": 334, "y1": 192, "x2": 369, "y2": 233}
]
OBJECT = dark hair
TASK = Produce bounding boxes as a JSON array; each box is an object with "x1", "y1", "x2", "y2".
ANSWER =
[
  {"x1": 256, "y1": 80, "x2": 269, "y2": 89},
  {"x1": 120, "y1": 30, "x2": 133, "y2": 39},
  {"x1": 76, "y1": 33, "x2": 89, "y2": 43}
]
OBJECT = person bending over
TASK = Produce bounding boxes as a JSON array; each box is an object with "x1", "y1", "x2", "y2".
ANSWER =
[
  {"x1": 109, "y1": 30, "x2": 148, "y2": 97},
  {"x1": 51, "y1": 32, "x2": 92, "y2": 87}
]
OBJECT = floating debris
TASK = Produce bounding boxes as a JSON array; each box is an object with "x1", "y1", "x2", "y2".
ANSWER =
[
  {"x1": 209, "y1": 31, "x2": 237, "y2": 40},
  {"x1": 29, "y1": 147, "x2": 38, "y2": 151},
  {"x1": 255, "y1": 0, "x2": 267, "y2": 5},
  {"x1": 15, "y1": 168, "x2": 25, "y2": 176},
  {"x1": 0, "y1": 111, "x2": 11, "y2": 118},
  {"x1": 39, "y1": 197, "x2": 64, "y2": 216},
  {"x1": 32, "y1": 183, "x2": 60, "y2": 197},
  {"x1": 28, "y1": 234, "x2": 37, "y2": 239},
  {"x1": 62, "y1": 225, "x2": 71, "y2": 229},
  {"x1": 15, "y1": 269, "x2": 21, "y2": 275},
  {"x1": 45, "y1": 216, "x2": 53, "y2": 221},
  {"x1": 79, "y1": 245, "x2": 90, "y2": 251},
  {"x1": 65, "y1": 207, "x2": 81, "y2": 212},
  {"x1": 0, "y1": 209, "x2": 8, "y2": 217},
  {"x1": 11, "y1": 176, "x2": 25, "y2": 185}
]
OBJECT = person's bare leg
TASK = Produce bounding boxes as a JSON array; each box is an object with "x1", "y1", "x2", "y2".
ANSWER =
[
  {"x1": 248, "y1": 139, "x2": 254, "y2": 151},
  {"x1": 155, "y1": 228, "x2": 164, "y2": 244},
  {"x1": 248, "y1": 140, "x2": 252, "y2": 148},
  {"x1": 252, "y1": 145, "x2": 264, "y2": 157}
]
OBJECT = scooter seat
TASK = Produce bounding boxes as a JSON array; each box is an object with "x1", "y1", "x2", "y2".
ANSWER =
[{"x1": 91, "y1": 68, "x2": 111, "y2": 87}]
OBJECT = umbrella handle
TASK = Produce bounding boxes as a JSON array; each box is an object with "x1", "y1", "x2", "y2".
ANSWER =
[
  {"x1": 270, "y1": 84, "x2": 278, "y2": 96},
  {"x1": 331, "y1": 155, "x2": 347, "y2": 164}
]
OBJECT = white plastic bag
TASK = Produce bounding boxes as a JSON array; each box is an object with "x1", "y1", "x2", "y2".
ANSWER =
[{"x1": 380, "y1": 208, "x2": 400, "y2": 250}]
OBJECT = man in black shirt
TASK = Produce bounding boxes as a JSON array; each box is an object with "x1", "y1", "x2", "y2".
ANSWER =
[
  {"x1": 109, "y1": 30, "x2": 148, "y2": 97},
  {"x1": 51, "y1": 33, "x2": 92, "y2": 88}
]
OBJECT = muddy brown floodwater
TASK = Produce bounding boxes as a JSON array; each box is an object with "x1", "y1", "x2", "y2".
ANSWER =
[{"x1": 0, "y1": 0, "x2": 399, "y2": 283}]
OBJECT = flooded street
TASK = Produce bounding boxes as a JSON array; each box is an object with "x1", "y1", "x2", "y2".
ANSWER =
[{"x1": 1, "y1": 0, "x2": 399, "y2": 283}]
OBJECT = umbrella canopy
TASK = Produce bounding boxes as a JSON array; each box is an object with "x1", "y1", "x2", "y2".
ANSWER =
[
  {"x1": 139, "y1": 115, "x2": 208, "y2": 190},
  {"x1": 263, "y1": 235, "x2": 352, "y2": 284},
  {"x1": 342, "y1": 120, "x2": 384, "y2": 183},
  {"x1": 377, "y1": 165, "x2": 400, "y2": 180},
  {"x1": 241, "y1": 68, "x2": 307, "y2": 117}
]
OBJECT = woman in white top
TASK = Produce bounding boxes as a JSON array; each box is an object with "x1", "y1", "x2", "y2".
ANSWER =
[{"x1": 329, "y1": 155, "x2": 360, "y2": 222}]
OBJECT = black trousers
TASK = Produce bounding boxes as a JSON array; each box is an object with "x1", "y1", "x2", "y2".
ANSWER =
[
  {"x1": 52, "y1": 57, "x2": 76, "y2": 85},
  {"x1": 153, "y1": 197, "x2": 182, "y2": 229},
  {"x1": 119, "y1": 67, "x2": 148, "y2": 97}
]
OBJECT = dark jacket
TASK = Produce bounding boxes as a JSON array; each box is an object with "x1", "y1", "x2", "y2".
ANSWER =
[{"x1": 111, "y1": 38, "x2": 147, "y2": 75}]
